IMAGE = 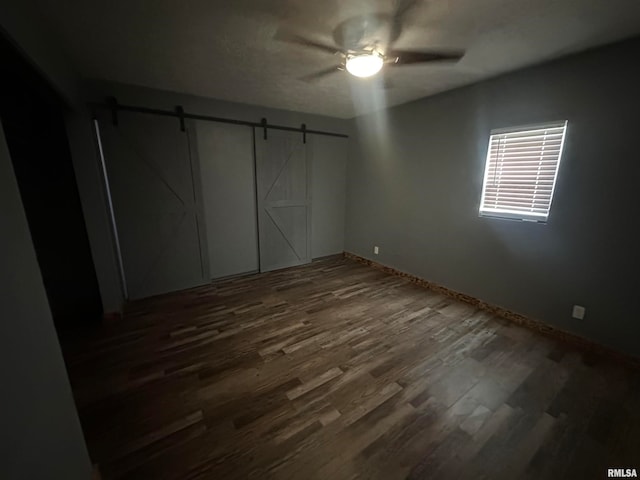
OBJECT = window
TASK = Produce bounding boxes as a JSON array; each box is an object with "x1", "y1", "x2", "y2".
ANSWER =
[{"x1": 479, "y1": 121, "x2": 567, "y2": 222}]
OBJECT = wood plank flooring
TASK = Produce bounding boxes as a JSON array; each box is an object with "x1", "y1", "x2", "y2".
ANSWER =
[{"x1": 62, "y1": 256, "x2": 640, "y2": 479}]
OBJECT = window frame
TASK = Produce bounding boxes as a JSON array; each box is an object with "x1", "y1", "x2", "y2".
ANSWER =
[{"x1": 478, "y1": 120, "x2": 568, "y2": 224}]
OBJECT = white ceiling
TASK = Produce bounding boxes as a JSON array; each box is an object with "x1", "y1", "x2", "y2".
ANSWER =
[{"x1": 35, "y1": 0, "x2": 640, "y2": 118}]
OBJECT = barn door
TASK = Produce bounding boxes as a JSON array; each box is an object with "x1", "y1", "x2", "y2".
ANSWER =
[
  {"x1": 96, "y1": 111, "x2": 207, "y2": 299},
  {"x1": 196, "y1": 122, "x2": 259, "y2": 279},
  {"x1": 255, "y1": 129, "x2": 311, "y2": 272}
]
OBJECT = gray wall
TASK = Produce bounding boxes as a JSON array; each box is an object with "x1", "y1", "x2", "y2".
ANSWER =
[
  {"x1": 0, "y1": 125, "x2": 91, "y2": 479},
  {"x1": 346, "y1": 37, "x2": 640, "y2": 357},
  {"x1": 311, "y1": 135, "x2": 348, "y2": 258},
  {"x1": 86, "y1": 80, "x2": 350, "y2": 268}
]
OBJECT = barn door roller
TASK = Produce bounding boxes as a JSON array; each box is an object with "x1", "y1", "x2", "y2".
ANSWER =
[
  {"x1": 176, "y1": 105, "x2": 185, "y2": 132},
  {"x1": 107, "y1": 96, "x2": 119, "y2": 126}
]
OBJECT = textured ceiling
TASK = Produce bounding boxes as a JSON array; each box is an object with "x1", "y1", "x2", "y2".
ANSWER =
[{"x1": 34, "y1": 0, "x2": 640, "y2": 118}]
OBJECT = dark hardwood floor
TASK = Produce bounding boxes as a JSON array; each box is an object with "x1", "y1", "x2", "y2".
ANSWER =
[{"x1": 62, "y1": 256, "x2": 640, "y2": 479}]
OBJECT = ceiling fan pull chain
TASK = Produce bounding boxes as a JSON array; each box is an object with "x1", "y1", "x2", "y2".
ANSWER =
[{"x1": 301, "y1": 124, "x2": 307, "y2": 144}]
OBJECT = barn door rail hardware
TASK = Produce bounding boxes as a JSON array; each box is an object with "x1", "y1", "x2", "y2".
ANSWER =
[
  {"x1": 91, "y1": 98, "x2": 349, "y2": 139},
  {"x1": 107, "y1": 96, "x2": 119, "y2": 126},
  {"x1": 176, "y1": 106, "x2": 186, "y2": 132}
]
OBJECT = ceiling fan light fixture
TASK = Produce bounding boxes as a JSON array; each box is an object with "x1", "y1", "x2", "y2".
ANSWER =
[{"x1": 345, "y1": 53, "x2": 384, "y2": 78}]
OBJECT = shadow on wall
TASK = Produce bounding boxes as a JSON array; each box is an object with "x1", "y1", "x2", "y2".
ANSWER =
[{"x1": 0, "y1": 33, "x2": 103, "y2": 331}]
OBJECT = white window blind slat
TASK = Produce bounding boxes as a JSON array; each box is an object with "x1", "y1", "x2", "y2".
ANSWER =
[
  {"x1": 491, "y1": 137, "x2": 564, "y2": 146},
  {"x1": 484, "y1": 178, "x2": 556, "y2": 183},
  {"x1": 488, "y1": 151, "x2": 562, "y2": 158},
  {"x1": 483, "y1": 194, "x2": 553, "y2": 201},
  {"x1": 486, "y1": 162, "x2": 560, "y2": 167},
  {"x1": 490, "y1": 138, "x2": 564, "y2": 145},
  {"x1": 492, "y1": 132, "x2": 564, "y2": 141},
  {"x1": 490, "y1": 145, "x2": 563, "y2": 151},
  {"x1": 479, "y1": 121, "x2": 568, "y2": 222},
  {"x1": 489, "y1": 150, "x2": 561, "y2": 157}
]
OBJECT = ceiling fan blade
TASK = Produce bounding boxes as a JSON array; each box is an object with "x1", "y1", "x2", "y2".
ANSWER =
[
  {"x1": 300, "y1": 66, "x2": 342, "y2": 83},
  {"x1": 274, "y1": 29, "x2": 341, "y2": 55},
  {"x1": 388, "y1": 0, "x2": 421, "y2": 48},
  {"x1": 387, "y1": 50, "x2": 465, "y2": 65}
]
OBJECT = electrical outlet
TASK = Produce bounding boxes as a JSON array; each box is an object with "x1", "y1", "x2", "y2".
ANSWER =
[
  {"x1": 572, "y1": 305, "x2": 586, "y2": 320},
  {"x1": 373, "y1": 246, "x2": 379, "y2": 255}
]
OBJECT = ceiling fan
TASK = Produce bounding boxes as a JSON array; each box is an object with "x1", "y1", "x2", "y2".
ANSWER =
[{"x1": 275, "y1": 0, "x2": 465, "y2": 82}]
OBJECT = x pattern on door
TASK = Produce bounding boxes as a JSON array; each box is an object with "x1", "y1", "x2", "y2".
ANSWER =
[
  {"x1": 256, "y1": 131, "x2": 310, "y2": 272},
  {"x1": 99, "y1": 112, "x2": 206, "y2": 299}
]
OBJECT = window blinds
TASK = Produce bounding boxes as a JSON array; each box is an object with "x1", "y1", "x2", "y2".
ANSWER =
[{"x1": 479, "y1": 121, "x2": 567, "y2": 222}]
